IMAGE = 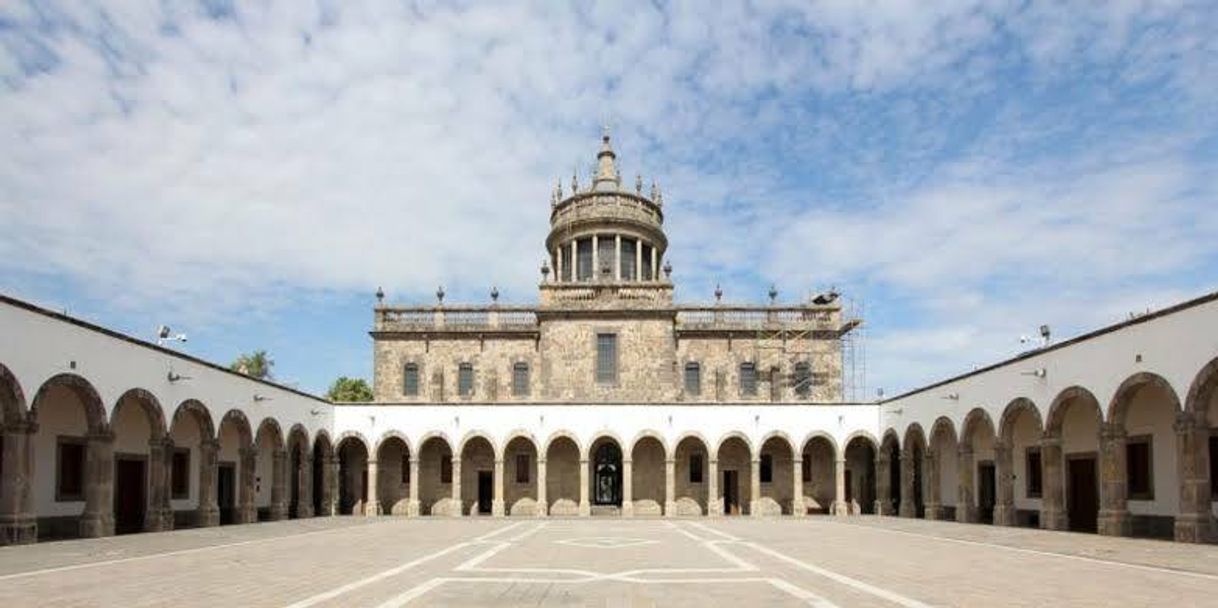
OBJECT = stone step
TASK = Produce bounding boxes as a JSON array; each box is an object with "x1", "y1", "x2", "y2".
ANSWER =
[{"x1": 589, "y1": 505, "x2": 621, "y2": 517}]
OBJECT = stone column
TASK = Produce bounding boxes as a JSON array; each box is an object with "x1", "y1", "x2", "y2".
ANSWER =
[
  {"x1": 450, "y1": 457, "x2": 463, "y2": 517},
  {"x1": 993, "y1": 441, "x2": 1015, "y2": 526},
  {"x1": 622, "y1": 458, "x2": 634, "y2": 517},
  {"x1": 874, "y1": 453, "x2": 892, "y2": 516},
  {"x1": 707, "y1": 458, "x2": 720, "y2": 517},
  {"x1": 578, "y1": 458, "x2": 590, "y2": 516},
  {"x1": 556, "y1": 247, "x2": 563, "y2": 282},
  {"x1": 635, "y1": 244, "x2": 643, "y2": 282},
  {"x1": 0, "y1": 421, "x2": 37, "y2": 545},
  {"x1": 833, "y1": 458, "x2": 849, "y2": 516},
  {"x1": 492, "y1": 458, "x2": 505, "y2": 517},
  {"x1": 591, "y1": 234, "x2": 599, "y2": 280},
  {"x1": 238, "y1": 447, "x2": 257, "y2": 524},
  {"x1": 898, "y1": 450, "x2": 916, "y2": 518},
  {"x1": 365, "y1": 459, "x2": 381, "y2": 516},
  {"x1": 571, "y1": 241, "x2": 578, "y2": 281},
  {"x1": 1097, "y1": 422, "x2": 1130, "y2": 537},
  {"x1": 923, "y1": 450, "x2": 942, "y2": 520},
  {"x1": 145, "y1": 437, "x2": 169, "y2": 532},
  {"x1": 1039, "y1": 435, "x2": 1067, "y2": 531},
  {"x1": 749, "y1": 458, "x2": 762, "y2": 516},
  {"x1": 664, "y1": 458, "x2": 677, "y2": 517},
  {"x1": 325, "y1": 456, "x2": 340, "y2": 516},
  {"x1": 1174, "y1": 411, "x2": 1213, "y2": 543},
  {"x1": 651, "y1": 247, "x2": 658, "y2": 282},
  {"x1": 196, "y1": 439, "x2": 220, "y2": 527},
  {"x1": 407, "y1": 458, "x2": 421, "y2": 517},
  {"x1": 792, "y1": 457, "x2": 806, "y2": 517},
  {"x1": 80, "y1": 430, "x2": 115, "y2": 538},
  {"x1": 614, "y1": 234, "x2": 622, "y2": 281},
  {"x1": 536, "y1": 457, "x2": 548, "y2": 517},
  {"x1": 297, "y1": 452, "x2": 313, "y2": 518},
  {"x1": 269, "y1": 449, "x2": 287, "y2": 521},
  {"x1": 956, "y1": 445, "x2": 976, "y2": 524}
]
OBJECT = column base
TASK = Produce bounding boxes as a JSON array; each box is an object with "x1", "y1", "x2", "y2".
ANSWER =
[
  {"x1": 407, "y1": 500, "x2": 421, "y2": 517},
  {"x1": 1040, "y1": 507, "x2": 1067, "y2": 531},
  {"x1": 1174, "y1": 513, "x2": 1214, "y2": 543},
  {"x1": 664, "y1": 500, "x2": 678, "y2": 518},
  {"x1": 143, "y1": 510, "x2": 168, "y2": 533},
  {"x1": 898, "y1": 499, "x2": 915, "y2": 518},
  {"x1": 536, "y1": 502, "x2": 548, "y2": 518},
  {"x1": 707, "y1": 498, "x2": 723, "y2": 517},
  {"x1": 269, "y1": 504, "x2": 287, "y2": 521},
  {"x1": 237, "y1": 505, "x2": 257, "y2": 524},
  {"x1": 0, "y1": 516, "x2": 38, "y2": 545},
  {"x1": 792, "y1": 498, "x2": 807, "y2": 517},
  {"x1": 578, "y1": 501, "x2": 590, "y2": 517},
  {"x1": 874, "y1": 500, "x2": 892, "y2": 516},
  {"x1": 364, "y1": 501, "x2": 382, "y2": 517},
  {"x1": 1097, "y1": 509, "x2": 1131, "y2": 537},
  {"x1": 832, "y1": 500, "x2": 850, "y2": 516},
  {"x1": 79, "y1": 512, "x2": 114, "y2": 538},
  {"x1": 196, "y1": 506, "x2": 220, "y2": 527},
  {"x1": 992, "y1": 504, "x2": 1015, "y2": 527},
  {"x1": 492, "y1": 500, "x2": 505, "y2": 518},
  {"x1": 296, "y1": 504, "x2": 314, "y2": 519},
  {"x1": 621, "y1": 501, "x2": 634, "y2": 518},
  {"x1": 924, "y1": 504, "x2": 943, "y2": 521},
  {"x1": 956, "y1": 505, "x2": 977, "y2": 524}
]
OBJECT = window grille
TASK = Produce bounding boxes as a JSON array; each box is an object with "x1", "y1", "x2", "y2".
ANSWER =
[
  {"x1": 684, "y1": 362, "x2": 701, "y2": 396},
  {"x1": 740, "y1": 362, "x2": 758, "y2": 396},
  {"x1": 458, "y1": 363, "x2": 474, "y2": 397},
  {"x1": 403, "y1": 363, "x2": 419, "y2": 396},
  {"x1": 577, "y1": 239, "x2": 593, "y2": 281},
  {"x1": 621, "y1": 239, "x2": 637, "y2": 280},
  {"x1": 596, "y1": 334, "x2": 618, "y2": 384},
  {"x1": 512, "y1": 362, "x2": 530, "y2": 397}
]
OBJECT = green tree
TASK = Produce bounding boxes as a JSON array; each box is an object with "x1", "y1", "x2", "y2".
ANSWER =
[
  {"x1": 326, "y1": 376, "x2": 374, "y2": 402},
  {"x1": 230, "y1": 350, "x2": 274, "y2": 380}
]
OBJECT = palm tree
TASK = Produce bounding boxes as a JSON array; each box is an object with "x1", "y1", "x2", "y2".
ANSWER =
[{"x1": 230, "y1": 350, "x2": 274, "y2": 380}]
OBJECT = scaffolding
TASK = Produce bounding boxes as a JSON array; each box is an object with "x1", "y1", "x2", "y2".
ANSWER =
[{"x1": 841, "y1": 296, "x2": 867, "y2": 403}]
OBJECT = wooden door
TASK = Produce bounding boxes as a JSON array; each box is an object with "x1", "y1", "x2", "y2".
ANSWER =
[
  {"x1": 723, "y1": 470, "x2": 740, "y2": 515},
  {"x1": 114, "y1": 457, "x2": 146, "y2": 535},
  {"x1": 1067, "y1": 456, "x2": 1098, "y2": 533},
  {"x1": 477, "y1": 471, "x2": 493, "y2": 514}
]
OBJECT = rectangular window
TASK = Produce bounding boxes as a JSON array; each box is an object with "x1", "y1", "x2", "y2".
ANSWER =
[
  {"x1": 801, "y1": 457, "x2": 811, "y2": 483},
  {"x1": 684, "y1": 362, "x2": 701, "y2": 396},
  {"x1": 441, "y1": 455, "x2": 453, "y2": 484},
  {"x1": 171, "y1": 448, "x2": 190, "y2": 499},
  {"x1": 512, "y1": 362, "x2": 530, "y2": 397},
  {"x1": 621, "y1": 239, "x2": 637, "y2": 280},
  {"x1": 740, "y1": 363, "x2": 758, "y2": 397},
  {"x1": 458, "y1": 363, "x2": 474, "y2": 397},
  {"x1": 596, "y1": 333, "x2": 618, "y2": 384},
  {"x1": 760, "y1": 453, "x2": 773, "y2": 483},
  {"x1": 597, "y1": 235, "x2": 615, "y2": 279},
  {"x1": 689, "y1": 453, "x2": 703, "y2": 484},
  {"x1": 793, "y1": 362, "x2": 812, "y2": 398},
  {"x1": 577, "y1": 238, "x2": 593, "y2": 281},
  {"x1": 56, "y1": 437, "x2": 86, "y2": 501},
  {"x1": 1025, "y1": 447, "x2": 1043, "y2": 498},
  {"x1": 516, "y1": 453, "x2": 530, "y2": 484},
  {"x1": 640, "y1": 244, "x2": 653, "y2": 280},
  {"x1": 401, "y1": 454, "x2": 410, "y2": 484},
  {"x1": 1127, "y1": 435, "x2": 1153, "y2": 500},
  {"x1": 403, "y1": 364, "x2": 419, "y2": 396}
]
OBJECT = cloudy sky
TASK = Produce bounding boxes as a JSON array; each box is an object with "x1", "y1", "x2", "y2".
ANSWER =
[{"x1": 3, "y1": 1, "x2": 1216, "y2": 397}]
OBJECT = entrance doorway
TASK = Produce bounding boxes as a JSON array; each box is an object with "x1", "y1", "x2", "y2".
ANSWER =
[
  {"x1": 477, "y1": 471, "x2": 493, "y2": 514},
  {"x1": 217, "y1": 463, "x2": 236, "y2": 525},
  {"x1": 978, "y1": 461, "x2": 996, "y2": 524},
  {"x1": 593, "y1": 443, "x2": 622, "y2": 506},
  {"x1": 1067, "y1": 455, "x2": 1098, "y2": 533},
  {"x1": 114, "y1": 456, "x2": 146, "y2": 535},
  {"x1": 723, "y1": 470, "x2": 740, "y2": 515},
  {"x1": 290, "y1": 450, "x2": 301, "y2": 518}
]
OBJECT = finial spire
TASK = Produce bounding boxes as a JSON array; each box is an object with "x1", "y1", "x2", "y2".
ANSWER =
[{"x1": 593, "y1": 129, "x2": 620, "y2": 191}]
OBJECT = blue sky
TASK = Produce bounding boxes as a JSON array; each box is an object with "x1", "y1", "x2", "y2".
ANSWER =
[{"x1": 2, "y1": 1, "x2": 1216, "y2": 398}]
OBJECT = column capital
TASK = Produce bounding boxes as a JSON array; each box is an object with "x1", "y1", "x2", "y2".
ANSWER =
[
  {"x1": 200, "y1": 438, "x2": 220, "y2": 452},
  {"x1": 239, "y1": 446, "x2": 258, "y2": 459},
  {"x1": 1099, "y1": 422, "x2": 1127, "y2": 442},
  {"x1": 622, "y1": 457, "x2": 633, "y2": 465},
  {"x1": 537, "y1": 458, "x2": 547, "y2": 465},
  {"x1": 86, "y1": 429, "x2": 116, "y2": 443},
  {"x1": 1039, "y1": 434, "x2": 1062, "y2": 448},
  {"x1": 2, "y1": 419, "x2": 37, "y2": 435},
  {"x1": 957, "y1": 445, "x2": 973, "y2": 457},
  {"x1": 1174, "y1": 410, "x2": 1203, "y2": 433}
]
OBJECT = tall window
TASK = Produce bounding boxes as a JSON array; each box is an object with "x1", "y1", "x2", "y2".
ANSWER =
[
  {"x1": 760, "y1": 453, "x2": 773, "y2": 483},
  {"x1": 577, "y1": 238, "x2": 593, "y2": 281},
  {"x1": 793, "y1": 361, "x2": 812, "y2": 398},
  {"x1": 684, "y1": 362, "x2": 701, "y2": 396},
  {"x1": 171, "y1": 448, "x2": 190, "y2": 499},
  {"x1": 640, "y1": 244, "x2": 653, "y2": 280},
  {"x1": 403, "y1": 363, "x2": 419, "y2": 396},
  {"x1": 441, "y1": 454, "x2": 453, "y2": 484},
  {"x1": 512, "y1": 362, "x2": 530, "y2": 397},
  {"x1": 621, "y1": 238, "x2": 637, "y2": 280},
  {"x1": 739, "y1": 362, "x2": 758, "y2": 396},
  {"x1": 1025, "y1": 447, "x2": 1043, "y2": 498},
  {"x1": 1126, "y1": 436, "x2": 1153, "y2": 500},
  {"x1": 596, "y1": 333, "x2": 618, "y2": 384},
  {"x1": 689, "y1": 453, "x2": 703, "y2": 483},
  {"x1": 458, "y1": 363, "x2": 474, "y2": 397},
  {"x1": 516, "y1": 453, "x2": 530, "y2": 483},
  {"x1": 56, "y1": 437, "x2": 86, "y2": 501},
  {"x1": 597, "y1": 235, "x2": 615, "y2": 279}
]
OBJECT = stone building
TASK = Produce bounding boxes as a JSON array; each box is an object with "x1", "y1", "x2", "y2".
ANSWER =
[{"x1": 372, "y1": 133, "x2": 855, "y2": 404}]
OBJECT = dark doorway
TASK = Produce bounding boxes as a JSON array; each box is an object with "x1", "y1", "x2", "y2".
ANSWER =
[
  {"x1": 845, "y1": 469, "x2": 854, "y2": 503},
  {"x1": 723, "y1": 470, "x2": 740, "y2": 515},
  {"x1": 477, "y1": 471, "x2": 493, "y2": 514},
  {"x1": 978, "y1": 461, "x2": 996, "y2": 524},
  {"x1": 217, "y1": 462, "x2": 236, "y2": 525},
  {"x1": 593, "y1": 443, "x2": 622, "y2": 506},
  {"x1": 1067, "y1": 455, "x2": 1098, "y2": 533},
  {"x1": 114, "y1": 456, "x2": 146, "y2": 535},
  {"x1": 913, "y1": 445, "x2": 925, "y2": 518},
  {"x1": 312, "y1": 449, "x2": 325, "y2": 516},
  {"x1": 289, "y1": 449, "x2": 301, "y2": 519}
]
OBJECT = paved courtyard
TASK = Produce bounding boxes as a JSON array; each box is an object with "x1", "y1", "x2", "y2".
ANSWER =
[{"x1": 2, "y1": 516, "x2": 1218, "y2": 607}]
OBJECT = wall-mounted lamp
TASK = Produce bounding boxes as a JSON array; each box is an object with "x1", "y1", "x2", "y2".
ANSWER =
[
  {"x1": 942, "y1": 392, "x2": 960, "y2": 401},
  {"x1": 167, "y1": 370, "x2": 191, "y2": 383},
  {"x1": 888, "y1": 407, "x2": 904, "y2": 416},
  {"x1": 253, "y1": 394, "x2": 271, "y2": 402},
  {"x1": 309, "y1": 409, "x2": 321, "y2": 416},
  {"x1": 1020, "y1": 368, "x2": 1047, "y2": 379}
]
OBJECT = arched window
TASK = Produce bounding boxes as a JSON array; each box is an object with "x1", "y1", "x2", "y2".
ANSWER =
[
  {"x1": 458, "y1": 363, "x2": 474, "y2": 397},
  {"x1": 403, "y1": 363, "x2": 419, "y2": 397},
  {"x1": 684, "y1": 362, "x2": 701, "y2": 396},
  {"x1": 512, "y1": 362, "x2": 530, "y2": 397},
  {"x1": 739, "y1": 362, "x2": 757, "y2": 397},
  {"x1": 793, "y1": 361, "x2": 812, "y2": 398}
]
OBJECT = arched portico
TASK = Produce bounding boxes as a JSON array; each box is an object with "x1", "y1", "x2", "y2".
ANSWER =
[
  {"x1": 927, "y1": 417, "x2": 958, "y2": 520},
  {"x1": 335, "y1": 433, "x2": 369, "y2": 516},
  {"x1": 673, "y1": 433, "x2": 710, "y2": 516},
  {"x1": 0, "y1": 363, "x2": 34, "y2": 545},
  {"x1": 959, "y1": 408, "x2": 997, "y2": 524},
  {"x1": 417, "y1": 434, "x2": 454, "y2": 516},
  {"x1": 30, "y1": 374, "x2": 110, "y2": 539},
  {"x1": 286, "y1": 425, "x2": 312, "y2": 519},
  {"x1": 1044, "y1": 386, "x2": 1103, "y2": 533},
  {"x1": 544, "y1": 433, "x2": 581, "y2": 516},
  {"x1": 800, "y1": 433, "x2": 837, "y2": 515},
  {"x1": 1179, "y1": 356, "x2": 1218, "y2": 543},
  {"x1": 169, "y1": 400, "x2": 218, "y2": 528},
  {"x1": 715, "y1": 433, "x2": 753, "y2": 516},
  {"x1": 900, "y1": 424, "x2": 927, "y2": 518},
  {"x1": 1103, "y1": 372, "x2": 1182, "y2": 539},
  {"x1": 757, "y1": 433, "x2": 795, "y2": 516},
  {"x1": 877, "y1": 430, "x2": 900, "y2": 515},
  {"x1": 218, "y1": 409, "x2": 253, "y2": 524},
  {"x1": 110, "y1": 389, "x2": 170, "y2": 534},
  {"x1": 459, "y1": 435, "x2": 496, "y2": 516},
  {"x1": 998, "y1": 398, "x2": 1043, "y2": 528},
  {"x1": 844, "y1": 433, "x2": 877, "y2": 515},
  {"x1": 627, "y1": 433, "x2": 666, "y2": 517},
  {"x1": 375, "y1": 432, "x2": 411, "y2": 515},
  {"x1": 587, "y1": 434, "x2": 624, "y2": 516},
  {"x1": 502, "y1": 434, "x2": 539, "y2": 516},
  {"x1": 312, "y1": 431, "x2": 334, "y2": 516},
  {"x1": 255, "y1": 419, "x2": 287, "y2": 521}
]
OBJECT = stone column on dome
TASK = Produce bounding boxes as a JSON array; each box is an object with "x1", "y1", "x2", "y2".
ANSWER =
[
  {"x1": 651, "y1": 247, "x2": 658, "y2": 282},
  {"x1": 635, "y1": 243, "x2": 643, "y2": 282},
  {"x1": 592, "y1": 235, "x2": 599, "y2": 281},
  {"x1": 571, "y1": 241, "x2": 578, "y2": 281},
  {"x1": 614, "y1": 235, "x2": 622, "y2": 281}
]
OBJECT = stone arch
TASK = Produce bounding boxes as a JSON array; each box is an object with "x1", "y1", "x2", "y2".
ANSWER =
[
  {"x1": 878, "y1": 429, "x2": 902, "y2": 516},
  {"x1": 674, "y1": 430, "x2": 711, "y2": 455},
  {"x1": 0, "y1": 361, "x2": 27, "y2": 425},
  {"x1": 286, "y1": 424, "x2": 310, "y2": 453},
  {"x1": 333, "y1": 430, "x2": 370, "y2": 455},
  {"x1": 758, "y1": 431, "x2": 797, "y2": 515},
  {"x1": 374, "y1": 429, "x2": 414, "y2": 457},
  {"x1": 715, "y1": 431, "x2": 755, "y2": 458},
  {"x1": 417, "y1": 432, "x2": 454, "y2": 516},
  {"x1": 459, "y1": 433, "x2": 496, "y2": 516},
  {"x1": 335, "y1": 430, "x2": 371, "y2": 516},
  {"x1": 311, "y1": 428, "x2": 335, "y2": 516},
  {"x1": 542, "y1": 429, "x2": 583, "y2": 458},
  {"x1": 374, "y1": 431, "x2": 412, "y2": 516},
  {"x1": 501, "y1": 432, "x2": 539, "y2": 516},
  {"x1": 759, "y1": 430, "x2": 797, "y2": 457},
  {"x1": 219, "y1": 409, "x2": 253, "y2": 448},
  {"x1": 844, "y1": 432, "x2": 878, "y2": 514},
  {"x1": 110, "y1": 388, "x2": 168, "y2": 440},
  {"x1": 586, "y1": 431, "x2": 626, "y2": 461},
  {"x1": 1044, "y1": 385, "x2": 1103, "y2": 533},
  {"x1": 543, "y1": 431, "x2": 581, "y2": 516},
  {"x1": 881, "y1": 429, "x2": 901, "y2": 451},
  {"x1": 800, "y1": 430, "x2": 839, "y2": 459},
  {"x1": 457, "y1": 430, "x2": 499, "y2": 460},
  {"x1": 628, "y1": 430, "x2": 669, "y2": 461},
  {"x1": 30, "y1": 373, "x2": 107, "y2": 433},
  {"x1": 312, "y1": 428, "x2": 334, "y2": 456},
  {"x1": 673, "y1": 432, "x2": 710, "y2": 516},
  {"x1": 256, "y1": 418, "x2": 285, "y2": 451},
  {"x1": 999, "y1": 398, "x2": 1043, "y2": 444},
  {"x1": 1045, "y1": 386, "x2": 1102, "y2": 436},
  {"x1": 170, "y1": 400, "x2": 215, "y2": 441},
  {"x1": 800, "y1": 432, "x2": 837, "y2": 514},
  {"x1": 167, "y1": 399, "x2": 216, "y2": 525},
  {"x1": 715, "y1": 432, "x2": 753, "y2": 515},
  {"x1": 628, "y1": 431, "x2": 667, "y2": 516},
  {"x1": 844, "y1": 430, "x2": 880, "y2": 452},
  {"x1": 903, "y1": 423, "x2": 927, "y2": 451},
  {"x1": 928, "y1": 416, "x2": 959, "y2": 519},
  {"x1": 285, "y1": 424, "x2": 311, "y2": 519},
  {"x1": 587, "y1": 433, "x2": 626, "y2": 510},
  {"x1": 501, "y1": 429, "x2": 539, "y2": 459},
  {"x1": 1184, "y1": 355, "x2": 1218, "y2": 416},
  {"x1": 961, "y1": 408, "x2": 996, "y2": 446},
  {"x1": 1107, "y1": 371, "x2": 1182, "y2": 425},
  {"x1": 109, "y1": 388, "x2": 169, "y2": 533},
  {"x1": 930, "y1": 416, "x2": 958, "y2": 446},
  {"x1": 899, "y1": 422, "x2": 927, "y2": 518}
]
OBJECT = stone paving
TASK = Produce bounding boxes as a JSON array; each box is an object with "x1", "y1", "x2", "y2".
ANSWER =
[{"x1": 2, "y1": 516, "x2": 1217, "y2": 607}]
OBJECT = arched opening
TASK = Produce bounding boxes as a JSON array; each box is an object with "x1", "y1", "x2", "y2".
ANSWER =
[
  {"x1": 758, "y1": 435, "x2": 795, "y2": 515},
  {"x1": 999, "y1": 399, "x2": 1044, "y2": 529},
  {"x1": 588, "y1": 436, "x2": 623, "y2": 515},
  {"x1": 286, "y1": 426, "x2": 311, "y2": 519},
  {"x1": 879, "y1": 431, "x2": 901, "y2": 516},
  {"x1": 1047, "y1": 388, "x2": 1103, "y2": 533},
  {"x1": 30, "y1": 374, "x2": 107, "y2": 539},
  {"x1": 929, "y1": 418, "x2": 958, "y2": 520},
  {"x1": 255, "y1": 420, "x2": 286, "y2": 521},
  {"x1": 629, "y1": 435, "x2": 665, "y2": 516},
  {"x1": 844, "y1": 435, "x2": 876, "y2": 514},
  {"x1": 504, "y1": 436, "x2": 538, "y2": 516},
  {"x1": 217, "y1": 410, "x2": 252, "y2": 525},
  {"x1": 544, "y1": 435, "x2": 580, "y2": 516},
  {"x1": 0, "y1": 363, "x2": 34, "y2": 545},
  {"x1": 418, "y1": 436, "x2": 454, "y2": 516},
  {"x1": 312, "y1": 433, "x2": 334, "y2": 516},
  {"x1": 800, "y1": 435, "x2": 836, "y2": 514},
  {"x1": 376, "y1": 435, "x2": 411, "y2": 515},
  {"x1": 717, "y1": 435, "x2": 752, "y2": 516},
  {"x1": 336, "y1": 435, "x2": 368, "y2": 516},
  {"x1": 673, "y1": 435, "x2": 709, "y2": 516},
  {"x1": 1187, "y1": 358, "x2": 1218, "y2": 543},
  {"x1": 460, "y1": 435, "x2": 495, "y2": 516},
  {"x1": 169, "y1": 401, "x2": 216, "y2": 528},
  {"x1": 1108, "y1": 373, "x2": 1182, "y2": 539},
  {"x1": 901, "y1": 425, "x2": 927, "y2": 518},
  {"x1": 960, "y1": 409, "x2": 997, "y2": 524},
  {"x1": 110, "y1": 389, "x2": 167, "y2": 535}
]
